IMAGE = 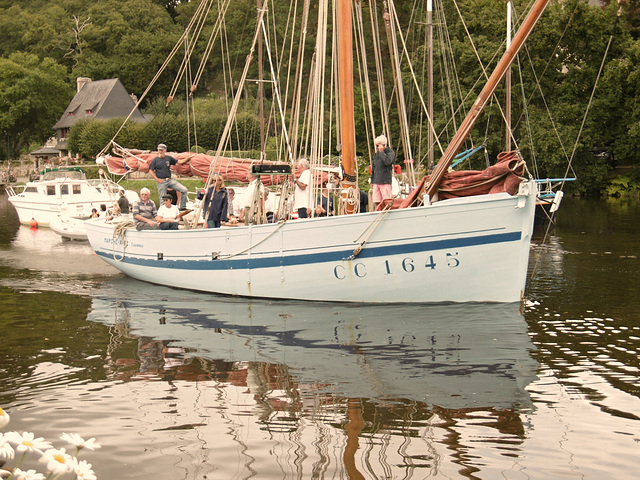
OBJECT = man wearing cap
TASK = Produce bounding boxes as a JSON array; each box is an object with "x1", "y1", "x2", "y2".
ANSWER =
[
  {"x1": 133, "y1": 187, "x2": 159, "y2": 230},
  {"x1": 156, "y1": 194, "x2": 181, "y2": 230},
  {"x1": 148, "y1": 144, "x2": 192, "y2": 210}
]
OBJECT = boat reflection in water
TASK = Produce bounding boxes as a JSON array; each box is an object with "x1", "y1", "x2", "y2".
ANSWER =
[{"x1": 86, "y1": 279, "x2": 539, "y2": 478}]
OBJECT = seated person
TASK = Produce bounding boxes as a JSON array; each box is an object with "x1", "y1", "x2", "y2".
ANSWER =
[
  {"x1": 315, "y1": 186, "x2": 334, "y2": 217},
  {"x1": 133, "y1": 187, "x2": 159, "y2": 230},
  {"x1": 226, "y1": 188, "x2": 242, "y2": 224},
  {"x1": 156, "y1": 194, "x2": 181, "y2": 230},
  {"x1": 264, "y1": 189, "x2": 275, "y2": 223},
  {"x1": 359, "y1": 188, "x2": 369, "y2": 213}
]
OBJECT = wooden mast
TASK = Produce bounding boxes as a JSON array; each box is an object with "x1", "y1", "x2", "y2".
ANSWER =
[
  {"x1": 427, "y1": 0, "x2": 434, "y2": 170},
  {"x1": 506, "y1": 0, "x2": 512, "y2": 152},
  {"x1": 425, "y1": 0, "x2": 549, "y2": 199},
  {"x1": 338, "y1": 0, "x2": 357, "y2": 189}
]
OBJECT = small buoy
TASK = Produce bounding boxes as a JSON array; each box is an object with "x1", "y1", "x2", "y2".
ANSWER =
[{"x1": 29, "y1": 218, "x2": 38, "y2": 228}]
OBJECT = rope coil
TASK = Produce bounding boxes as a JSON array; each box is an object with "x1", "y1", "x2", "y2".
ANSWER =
[{"x1": 112, "y1": 219, "x2": 134, "y2": 261}]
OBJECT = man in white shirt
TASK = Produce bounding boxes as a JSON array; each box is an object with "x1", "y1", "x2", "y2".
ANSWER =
[
  {"x1": 156, "y1": 194, "x2": 181, "y2": 230},
  {"x1": 293, "y1": 158, "x2": 312, "y2": 218}
]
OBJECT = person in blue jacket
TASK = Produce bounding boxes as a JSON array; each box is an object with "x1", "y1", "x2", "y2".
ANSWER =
[{"x1": 203, "y1": 175, "x2": 228, "y2": 228}]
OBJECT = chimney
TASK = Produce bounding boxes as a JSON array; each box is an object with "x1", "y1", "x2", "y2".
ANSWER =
[{"x1": 77, "y1": 77, "x2": 92, "y2": 92}]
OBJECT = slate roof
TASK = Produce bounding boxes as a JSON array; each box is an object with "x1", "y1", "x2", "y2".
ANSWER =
[
  {"x1": 30, "y1": 147, "x2": 61, "y2": 155},
  {"x1": 53, "y1": 78, "x2": 147, "y2": 129}
]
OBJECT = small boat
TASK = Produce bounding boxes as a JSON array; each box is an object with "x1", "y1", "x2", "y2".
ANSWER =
[
  {"x1": 49, "y1": 215, "x2": 90, "y2": 241},
  {"x1": 49, "y1": 215, "x2": 95, "y2": 241},
  {"x1": 6, "y1": 167, "x2": 133, "y2": 228}
]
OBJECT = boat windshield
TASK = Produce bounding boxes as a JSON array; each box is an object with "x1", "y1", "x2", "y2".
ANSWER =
[{"x1": 42, "y1": 170, "x2": 86, "y2": 181}]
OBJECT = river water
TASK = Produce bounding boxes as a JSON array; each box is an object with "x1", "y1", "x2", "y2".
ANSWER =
[{"x1": 0, "y1": 191, "x2": 638, "y2": 480}]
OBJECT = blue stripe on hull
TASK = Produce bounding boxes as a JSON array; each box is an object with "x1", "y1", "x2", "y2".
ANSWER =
[{"x1": 96, "y1": 230, "x2": 522, "y2": 271}]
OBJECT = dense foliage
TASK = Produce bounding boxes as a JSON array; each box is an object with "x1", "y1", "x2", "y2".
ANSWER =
[{"x1": 1, "y1": 0, "x2": 640, "y2": 195}]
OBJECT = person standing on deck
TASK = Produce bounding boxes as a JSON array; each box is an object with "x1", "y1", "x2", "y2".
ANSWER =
[
  {"x1": 148, "y1": 144, "x2": 192, "y2": 210},
  {"x1": 203, "y1": 175, "x2": 229, "y2": 228},
  {"x1": 370, "y1": 135, "x2": 395, "y2": 210},
  {"x1": 117, "y1": 190, "x2": 130, "y2": 214},
  {"x1": 293, "y1": 158, "x2": 312, "y2": 218}
]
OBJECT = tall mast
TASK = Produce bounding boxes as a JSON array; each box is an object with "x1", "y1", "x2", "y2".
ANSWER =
[
  {"x1": 425, "y1": 0, "x2": 549, "y2": 199},
  {"x1": 338, "y1": 0, "x2": 356, "y2": 187},
  {"x1": 505, "y1": 0, "x2": 512, "y2": 152},
  {"x1": 427, "y1": 0, "x2": 434, "y2": 170},
  {"x1": 258, "y1": 0, "x2": 265, "y2": 161}
]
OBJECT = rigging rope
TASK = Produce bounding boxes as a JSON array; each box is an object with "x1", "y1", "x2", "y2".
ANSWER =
[
  {"x1": 111, "y1": 219, "x2": 134, "y2": 261},
  {"x1": 348, "y1": 197, "x2": 397, "y2": 260},
  {"x1": 529, "y1": 3, "x2": 621, "y2": 292}
]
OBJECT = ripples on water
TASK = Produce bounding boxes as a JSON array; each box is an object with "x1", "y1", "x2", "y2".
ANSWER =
[{"x1": 1, "y1": 193, "x2": 639, "y2": 479}]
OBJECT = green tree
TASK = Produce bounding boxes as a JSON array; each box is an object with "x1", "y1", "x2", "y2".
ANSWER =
[{"x1": 0, "y1": 53, "x2": 73, "y2": 158}]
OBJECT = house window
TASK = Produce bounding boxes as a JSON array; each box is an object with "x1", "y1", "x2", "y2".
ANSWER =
[
  {"x1": 68, "y1": 112, "x2": 74, "y2": 116},
  {"x1": 60, "y1": 185, "x2": 69, "y2": 195},
  {"x1": 47, "y1": 186, "x2": 56, "y2": 196},
  {"x1": 72, "y1": 185, "x2": 81, "y2": 194},
  {"x1": 86, "y1": 109, "x2": 93, "y2": 114},
  {"x1": 60, "y1": 128, "x2": 70, "y2": 139}
]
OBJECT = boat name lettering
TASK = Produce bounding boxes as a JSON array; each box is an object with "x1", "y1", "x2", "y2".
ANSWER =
[
  {"x1": 104, "y1": 236, "x2": 129, "y2": 247},
  {"x1": 334, "y1": 252, "x2": 460, "y2": 280}
]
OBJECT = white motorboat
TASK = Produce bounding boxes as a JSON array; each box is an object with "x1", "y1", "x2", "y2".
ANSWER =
[{"x1": 7, "y1": 167, "x2": 132, "y2": 227}]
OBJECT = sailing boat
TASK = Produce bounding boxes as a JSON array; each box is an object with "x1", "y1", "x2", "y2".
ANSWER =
[{"x1": 84, "y1": 0, "x2": 548, "y2": 303}]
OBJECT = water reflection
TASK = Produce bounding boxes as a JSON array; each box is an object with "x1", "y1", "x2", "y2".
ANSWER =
[
  {"x1": 45, "y1": 278, "x2": 535, "y2": 478},
  {"x1": 2, "y1": 193, "x2": 639, "y2": 479},
  {"x1": 0, "y1": 274, "x2": 542, "y2": 479},
  {"x1": 88, "y1": 279, "x2": 538, "y2": 409}
]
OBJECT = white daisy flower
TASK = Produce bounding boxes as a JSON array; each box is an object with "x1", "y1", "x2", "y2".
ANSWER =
[
  {"x1": 0, "y1": 433, "x2": 15, "y2": 460},
  {"x1": 70, "y1": 458, "x2": 97, "y2": 480},
  {"x1": 60, "y1": 433, "x2": 101, "y2": 451},
  {"x1": 3, "y1": 432, "x2": 52, "y2": 455},
  {"x1": 10, "y1": 468, "x2": 46, "y2": 480},
  {"x1": 0, "y1": 408, "x2": 9, "y2": 429},
  {"x1": 0, "y1": 468, "x2": 12, "y2": 479},
  {"x1": 40, "y1": 447, "x2": 73, "y2": 475}
]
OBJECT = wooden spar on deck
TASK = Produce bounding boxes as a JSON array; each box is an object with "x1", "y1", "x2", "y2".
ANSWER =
[
  {"x1": 338, "y1": 0, "x2": 356, "y2": 186},
  {"x1": 425, "y1": 0, "x2": 550, "y2": 198}
]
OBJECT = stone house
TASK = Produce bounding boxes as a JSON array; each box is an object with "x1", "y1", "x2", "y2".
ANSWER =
[{"x1": 47, "y1": 77, "x2": 148, "y2": 158}]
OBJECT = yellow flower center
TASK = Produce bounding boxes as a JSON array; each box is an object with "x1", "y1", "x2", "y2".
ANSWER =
[
  {"x1": 54, "y1": 454, "x2": 66, "y2": 463},
  {"x1": 24, "y1": 440, "x2": 34, "y2": 447}
]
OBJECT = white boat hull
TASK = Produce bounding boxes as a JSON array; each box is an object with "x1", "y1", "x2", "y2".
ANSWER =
[
  {"x1": 85, "y1": 181, "x2": 537, "y2": 303},
  {"x1": 9, "y1": 198, "x2": 104, "y2": 227}
]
